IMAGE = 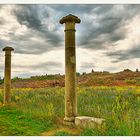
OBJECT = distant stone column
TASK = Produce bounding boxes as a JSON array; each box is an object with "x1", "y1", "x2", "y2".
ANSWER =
[
  {"x1": 60, "y1": 14, "x2": 81, "y2": 125},
  {"x1": 3, "y1": 47, "x2": 14, "y2": 104}
]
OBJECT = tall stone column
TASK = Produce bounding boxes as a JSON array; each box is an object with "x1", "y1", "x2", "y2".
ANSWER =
[
  {"x1": 3, "y1": 46, "x2": 14, "y2": 104},
  {"x1": 60, "y1": 14, "x2": 81, "y2": 125}
]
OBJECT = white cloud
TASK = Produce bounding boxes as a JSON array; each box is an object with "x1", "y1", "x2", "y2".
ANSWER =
[{"x1": 111, "y1": 15, "x2": 140, "y2": 52}]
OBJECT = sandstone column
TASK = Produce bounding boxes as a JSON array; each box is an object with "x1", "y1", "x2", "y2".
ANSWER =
[
  {"x1": 3, "y1": 46, "x2": 14, "y2": 104},
  {"x1": 60, "y1": 14, "x2": 81, "y2": 125}
]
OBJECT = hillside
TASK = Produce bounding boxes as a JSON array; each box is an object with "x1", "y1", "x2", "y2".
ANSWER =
[{"x1": 1, "y1": 70, "x2": 140, "y2": 88}]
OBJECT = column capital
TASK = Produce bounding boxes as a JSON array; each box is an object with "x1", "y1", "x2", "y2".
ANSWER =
[
  {"x1": 3, "y1": 46, "x2": 14, "y2": 52},
  {"x1": 59, "y1": 14, "x2": 81, "y2": 24}
]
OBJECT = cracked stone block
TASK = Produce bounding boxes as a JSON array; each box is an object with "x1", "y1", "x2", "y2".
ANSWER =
[{"x1": 75, "y1": 116, "x2": 105, "y2": 129}]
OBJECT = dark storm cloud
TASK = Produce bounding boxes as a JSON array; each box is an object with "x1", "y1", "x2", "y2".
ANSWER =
[
  {"x1": 78, "y1": 5, "x2": 140, "y2": 50},
  {"x1": 49, "y1": 4, "x2": 97, "y2": 15},
  {"x1": 1, "y1": 4, "x2": 140, "y2": 61},
  {"x1": 10, "y1": 5, "x2": 62, "y2": 54},
  {"x1": 106, "y1": 46, "x2": 140, "y2": 62},
  {"x1": 12, "y1": 4, "x2": 130, "y2": 53},
  {"x1": 7, "y1": 30, "x2": 62, "y2": 54},
  {"x1": 49, "y1": 5, "x2": 127, "y2": 50},
  {"x1": 7, "y1": 4, "x2": 103, "y2": 54},
  {"x1": 13, "y1": 5, "x2": 43, "y2": 29}
]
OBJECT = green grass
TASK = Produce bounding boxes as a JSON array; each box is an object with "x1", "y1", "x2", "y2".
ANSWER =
[
  {"x1": 0, "y1": 106, "x2": 52, "y2": 136},
  {"x1": 0, "y1": 86, "x2": 140, "y2": 136},
  {"x1": 12, "y1": 74, "x2": 61, "y2": 82}
]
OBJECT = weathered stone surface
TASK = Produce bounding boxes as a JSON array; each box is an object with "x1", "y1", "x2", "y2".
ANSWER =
[
  {"x1": 59, "y1": 14, "x2": 81, "y2": 24},
  {"x1": 75, "y1": 116, "x2": 105, "y2": 128},
  {"x1": 3, "y1": 46, "x2": 14, "y2": 104},
  {"x1": 60, "y1": 14, "x2": 81, "y2": 125}
]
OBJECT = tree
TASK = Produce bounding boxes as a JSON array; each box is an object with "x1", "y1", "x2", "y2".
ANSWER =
[
  {"x1": 123, "y1": 69, "x2": 132, "y2": 72},
  {"x1": 76, "y1": 72, "x2": 80, "y2": 76},
  {"x1": 82, "y1": 72, "x2": 86, "y2": 75}
]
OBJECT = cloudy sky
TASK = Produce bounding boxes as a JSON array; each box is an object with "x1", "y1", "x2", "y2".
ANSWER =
[{"x1": 0, "y1": 4, "x2": 140, "y2": 78}]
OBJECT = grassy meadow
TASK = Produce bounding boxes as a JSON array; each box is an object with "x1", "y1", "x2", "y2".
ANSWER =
[{"x1": 0, "y1": 86, "x2": 140, "y2": 136}]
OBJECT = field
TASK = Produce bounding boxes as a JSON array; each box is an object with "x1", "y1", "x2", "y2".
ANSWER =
[
  {"x1": 1, "y1": 70, "x2": 140, "y2": 88},
  {"x1": 0, "y1": 86, "x2": 140, "y2": 136}
]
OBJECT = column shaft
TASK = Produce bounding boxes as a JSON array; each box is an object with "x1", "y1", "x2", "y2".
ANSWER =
[
  {"x1": 3, "y1": 47, "x2": 14, "y2": 104},
  {"x1": 59, "y1": 14, "x2": 81, "y2": 125},
  {"x1": 4, "y1": 51, "x2": 12, "y2": 104},
  {"x1": 65, "y1": 29, "x2": 77, "y2": 122}
]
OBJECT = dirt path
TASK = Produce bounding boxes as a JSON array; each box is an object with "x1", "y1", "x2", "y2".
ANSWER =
[{"x1": 42, "y1": 126, "x2": 82, "y2": 136}]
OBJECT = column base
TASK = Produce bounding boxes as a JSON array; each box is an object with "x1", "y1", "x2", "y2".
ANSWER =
[{"x1": 63, "y1": 116, "x2": 75, "y2": 126}]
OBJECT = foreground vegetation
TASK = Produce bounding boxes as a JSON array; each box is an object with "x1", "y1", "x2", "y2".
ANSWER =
[{"x1": 0, "y1": 86, "x2": 140, "y2": 136}]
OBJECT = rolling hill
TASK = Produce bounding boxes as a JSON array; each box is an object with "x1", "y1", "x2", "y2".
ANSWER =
[{"x1": 1, "y1": 69, "x2": 140, "y2": 88}]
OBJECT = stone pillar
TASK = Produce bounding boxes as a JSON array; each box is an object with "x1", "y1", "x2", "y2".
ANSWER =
[
  {"x1": 60, "y1": 14, "x2": 81, "y2": 125},
  {"x1": 3, "y1": 46, "x2": 14, "y2": 104}
]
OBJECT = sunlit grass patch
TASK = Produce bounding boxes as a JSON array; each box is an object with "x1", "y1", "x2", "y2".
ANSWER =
[{"x1": 0, "y1": 106, "x2": 52, "y2": 136}]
